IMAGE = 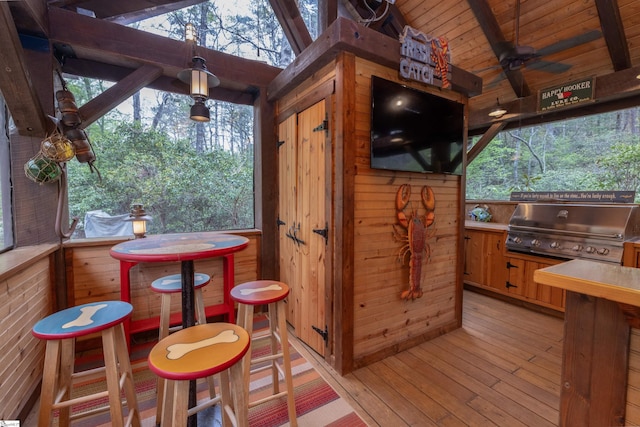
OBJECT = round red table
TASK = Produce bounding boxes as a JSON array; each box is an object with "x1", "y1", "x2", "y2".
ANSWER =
[{"x1": 110, "y1": 232, "x2": 249, "y2": 346}]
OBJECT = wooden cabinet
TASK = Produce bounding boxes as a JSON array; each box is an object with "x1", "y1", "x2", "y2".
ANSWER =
[{"x1": 464, "y1": 223, "x2": 565, "y2": 311}]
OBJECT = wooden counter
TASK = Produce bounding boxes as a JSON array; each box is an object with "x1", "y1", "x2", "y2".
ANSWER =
[{"x1": 535, "y1": 259, "x2": 638, "y2": 427}]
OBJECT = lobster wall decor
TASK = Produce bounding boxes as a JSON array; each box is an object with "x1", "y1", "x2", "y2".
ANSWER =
[{"x1": 394, "y1": 184, "x2": 436, "y2": 300}]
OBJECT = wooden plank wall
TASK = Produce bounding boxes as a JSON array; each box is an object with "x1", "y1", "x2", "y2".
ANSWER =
[
  {"x1": 626, "y1": 327, "x2": 640, "y2": 424},
  {"x1": 64, "y1": 232, "x2": 261, "y2": 325},
  {"x1": 0, "y1": 250, "x2": 54, "y2": 420},
  {"x1": 352, "y1": 58, "x2": 465, "y2": 367}
]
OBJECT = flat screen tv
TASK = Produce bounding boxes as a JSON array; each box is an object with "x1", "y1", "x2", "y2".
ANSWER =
[{"x1": 370, "y1": 76, "x2": 464, "y2": 175}]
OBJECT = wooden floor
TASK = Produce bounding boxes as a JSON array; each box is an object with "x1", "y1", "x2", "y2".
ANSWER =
[{"x1": 295, "y1": 289, "x2": 564, "y2": 427}]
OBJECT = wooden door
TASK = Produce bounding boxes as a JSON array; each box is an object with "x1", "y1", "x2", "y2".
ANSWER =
[
  {"x1": 278, "y1": 114, "x2": 298, "y2": 323},
  {"x1": 277, "y1": 100, "x2": 328, "y2": 356},
  {"x1": 463, "y1": 230, "x2": 485, "y2": 286},
  {"x1": 485, "y1": 231, "x2": 508, "y2": 291}
]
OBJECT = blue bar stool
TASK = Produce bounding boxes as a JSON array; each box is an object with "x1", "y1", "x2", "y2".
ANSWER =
[
  {"x1": 150, "y1": 272, "x2": 211, "y2": 340},
  {"x1": 31, "y1": 301, "x2": 140, "y2": 427},
  {"x1": 230, "y1": 280, "x2": 297, "y2": 426},
  {"x1": 148, "y1": 323, "x2": 250, "y2": 427}
]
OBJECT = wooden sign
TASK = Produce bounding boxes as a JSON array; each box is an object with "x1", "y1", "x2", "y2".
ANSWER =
[
  {"x1": 538, "y1": 77, "x2": 595, "y2": 112},
  {"x1": 510, "y1": 191, "x2": 635, "y2": 203},
  {"x1": 399, "y1": 26, "x2": 451, "y2": 89}
]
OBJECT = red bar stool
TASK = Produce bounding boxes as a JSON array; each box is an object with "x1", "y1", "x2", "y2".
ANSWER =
[
  {"x1": 150, "y1": 272, "x2": 214, "y2": 424},
  {"x1": 148, "y1": 323, "x2": 250, "y2": 427},
  {"x1": 150, "y1": 272, "x2": 211, "y2": 340},
  {"x1": 230, "y1": 280, "x2": 297, "y2": 426},
  {"x1": 31, "y1": 301, "x2": 140, "y2": 427}
]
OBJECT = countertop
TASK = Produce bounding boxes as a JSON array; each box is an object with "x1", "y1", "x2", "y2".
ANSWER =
[
  {"x1": 534, "y1": 259, "x2": 640, "y2": 306},
  {"x1": 464, "y1": 220, "x2": 508, "y2": 231}
]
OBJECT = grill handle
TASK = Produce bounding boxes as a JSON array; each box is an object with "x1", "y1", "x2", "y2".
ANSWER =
[{"x1": 508, "y1": 225, "x2": 623, "y2": 240}]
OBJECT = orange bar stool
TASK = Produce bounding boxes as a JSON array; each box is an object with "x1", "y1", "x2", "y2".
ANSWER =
[
  {"x1": 230, "y1": 280, "x2": 297, "y2": 426},
  {"x1": 150, "y1": 272, "x2": 214, "y2": 424},
  {"x1": 151, "y1": 272, "x2": 211, "y2": 340},
  {"x1": 148, "y1": 323, "x2": 250, "y2": 427},
  {"x1": 31, "y1": 301, "x2": 140, "y2": 427}
]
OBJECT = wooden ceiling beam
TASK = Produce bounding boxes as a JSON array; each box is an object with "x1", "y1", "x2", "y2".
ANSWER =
[
  {"x1": 594, "y1": 0, "x2": 631, "y2": 71},
  {"x1": 269, "y1": 0, "x2": 313, "y2": 56},
  {"x1": 77, "y1": 64, "x2": 163, "y2": 128},
  {"x1": 0, "y1": 2, "x2": 47, "y2": 135},
  {"x1": 47, "y1": 0, "x2": 205, "y2": 24},
  {"x1": 466, "y1": 0, "x2": 531, "y2": 98},
  {"x1": 61, "y1": 57, "x2": 256, "y2": 105},
  {"x1": 48, "y1": 7, "x2": 281, "y2": 92},
  {"x1": 469, "y1": 65, "x2": 640, "y2": 133},
  {"x1": 466, "y1": 121, "x2": 506, "y2": 164}
]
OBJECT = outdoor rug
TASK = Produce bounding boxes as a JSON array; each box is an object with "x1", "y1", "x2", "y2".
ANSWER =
[{"x1": 47, "y1": 316, "x2": 367, "y2": 427}]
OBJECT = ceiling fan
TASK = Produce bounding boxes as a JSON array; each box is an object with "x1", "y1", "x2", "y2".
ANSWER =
[{"x1": 484, "y1": 0, "x2": 601, "y2": 77}]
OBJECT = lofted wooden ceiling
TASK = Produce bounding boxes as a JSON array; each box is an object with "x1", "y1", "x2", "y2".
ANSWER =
[{"x1": 3, "y1": 0, "x2": 640, "y2": 138}]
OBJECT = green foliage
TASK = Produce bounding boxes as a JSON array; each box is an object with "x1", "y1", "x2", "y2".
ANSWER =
[{"x1": 467, "y1": 107, "x2": 640, "y2": 201}]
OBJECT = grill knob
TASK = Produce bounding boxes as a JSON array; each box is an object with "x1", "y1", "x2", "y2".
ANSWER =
[
  {"x1": 513, "y1": 236, "x2": 522, "y2": 244},
  {"x1": 572, "y1": 244, "x2": 583, "y2": 252},
  {"x1": 585, "y1": 246, "x2": 596, "y2": 254},
  {"x1": 531, "y1": 239, "x2": 541, "y2": 247},
  {"x1": 550, "y1": 241, "x2": 561, "y2": 249},
  {"x1": 597, "y1": 248, "x2": 610, "y2": 255}
]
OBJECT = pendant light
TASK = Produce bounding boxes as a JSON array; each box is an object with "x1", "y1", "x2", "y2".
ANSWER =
[
  {"x1": 177, "y1": 23, "x2": 220, "y2": 122},
  {"x1": 488, "y1": 97, "x2": 507, "y2": 119}
]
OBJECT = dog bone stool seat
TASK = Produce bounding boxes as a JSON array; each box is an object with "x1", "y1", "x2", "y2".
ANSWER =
[
  {"x1": 148, "y1": 322, "x2": 249, "y2": 427},
  {"x1": 150, "y1": 272, "x2": 214, "y2": 424},
  {"x1": 230, "y1": 280, "x2": 297, "y2": 426},
  {"x1": 31, "y1": 301, "x2": 140, "y2": 427}
]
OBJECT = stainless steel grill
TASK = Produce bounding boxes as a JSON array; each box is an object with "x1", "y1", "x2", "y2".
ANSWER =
[{"x1": 506, "y1": 203, "x2": 640, "y2": 264}]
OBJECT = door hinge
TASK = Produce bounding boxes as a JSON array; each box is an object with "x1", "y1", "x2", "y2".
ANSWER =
[
  {"x1": 506, "y1": 261, "x2": 519, "y2": 269},
  {"x1": 506, "y1": 281, "x2": 518, "y2": 289},
  {"x1": 277, "y1": 140, "x2": 285, "y2": 148},
  {"x1": 312, "y1": 325, "x2": 329, "y2": 344},
  {"x1": 313, "y1": 222, "x2": 329, "y2": 245},
  {"x1": 313, "y1": 114, "x2": 329, "y2": 133},
  {"x1": 277, "y1": 217, "x2": 285, "y2": 228}
]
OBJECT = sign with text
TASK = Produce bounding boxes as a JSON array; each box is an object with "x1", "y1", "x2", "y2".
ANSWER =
[
  {"x1": 399, "y1": 26, "x2": 451, "y2": 89},
  {"x1": 510, "y1": 191, "x2": 635, "y2": 203},
  {"x1": 538, "y1": 77, "x2": 595, "y2": 112}
]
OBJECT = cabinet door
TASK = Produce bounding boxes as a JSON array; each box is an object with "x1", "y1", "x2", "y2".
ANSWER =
[
  {"x1": 277, "y1": 101, "x2": 328, "y2": 357},
  {"x1": 463, "y1": 230, "x2": 485, "y2": 285},
  {"x1": 534, "y1": 260, "x2": 565, "y2": 309},
  {"x1": 485, "y1": 231, "x2": 508, "y2": 291},
  {"x1": 505, "y1": 258, "x2": 527, "y2": 297}
]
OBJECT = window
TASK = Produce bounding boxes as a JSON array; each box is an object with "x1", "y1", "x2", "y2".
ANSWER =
[
  {"x1": 0, "y1": 97, "x2": 14, "y2": 251},
  {"x1": 466, "y1": 106, "x2": 640, "y2": 202},
  {"x1": 66, "y1": 82, "x2": 254, "y2": 239}
]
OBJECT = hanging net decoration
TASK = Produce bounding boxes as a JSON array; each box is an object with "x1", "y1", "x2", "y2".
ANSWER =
[
  {"x1": 24, "y1": 151, "x2": 63, "y2": 184},
  {"x1": 41, "y1": 132, "x2": 75, "y2": 162}
]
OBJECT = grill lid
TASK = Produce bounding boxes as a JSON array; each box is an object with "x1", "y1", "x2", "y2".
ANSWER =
[{"x1": 506, "y1": 203, "x2": 640, "y2": 263}]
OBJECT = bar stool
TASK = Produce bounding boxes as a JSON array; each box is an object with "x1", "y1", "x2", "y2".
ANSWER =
[
  {"x1": 31, "y1": 301, "x2": 140, "y2": 427},
  {"x1": 148, "y1": 323, "x2": 250, "y2": 427},
  {"x1": 150, "y1": 272, "x2": 211, "y2": 340},
  {"x1": 230, "y1": 280, "x2": 297, "y2": 426},
  {"x1": 150, "y1": 272, "x2": 214, "y2": 424}
]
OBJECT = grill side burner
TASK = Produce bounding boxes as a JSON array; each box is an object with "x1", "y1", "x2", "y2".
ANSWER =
[{"x1": 506, "y1": 203, "x2": 640, "y2": 264}]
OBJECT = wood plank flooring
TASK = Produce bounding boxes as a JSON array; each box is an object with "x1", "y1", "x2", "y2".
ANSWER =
[{"x1": 294, "y1": 289, "x2": 564, "y2": 426}]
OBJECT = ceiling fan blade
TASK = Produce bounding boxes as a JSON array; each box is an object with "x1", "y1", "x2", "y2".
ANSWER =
[
  {"x1": 472, "y1": 63, "x2": 503, "y2": 74},
  {"x1": 485, "y1": 71, "x2": 507, "y2": 88},
  {"x1": 536, "y1": 30, "x2": 602, "y2": 57},
  {"x1": 526, "y1": 59, "x2": 572, "y2": 74}
]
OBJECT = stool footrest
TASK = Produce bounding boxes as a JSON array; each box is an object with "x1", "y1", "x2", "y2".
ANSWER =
[
  {"x1": 248, "y1": 390, "x2": 289, "y2": 408},
  {"x1": 251, "y1": 352, "x2": 284, "y2": 365},
  {"x1": 187, "y1": 394, "x2": 222, "y2": 417}
]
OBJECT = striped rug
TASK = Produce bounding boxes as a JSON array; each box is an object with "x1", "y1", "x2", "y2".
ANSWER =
[{"x1": 48, "y1": 317, "x2": 366, "y2": 427}]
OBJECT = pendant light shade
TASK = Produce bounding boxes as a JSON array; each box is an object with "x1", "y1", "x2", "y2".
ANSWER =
[{"x1": 488, "y1": 98, "x2": 507, "y2": 119}]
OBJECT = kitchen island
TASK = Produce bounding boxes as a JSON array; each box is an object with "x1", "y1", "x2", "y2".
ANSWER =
[{"x1": 534, "y1": 259, "x2": 640, "y2": 427}]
